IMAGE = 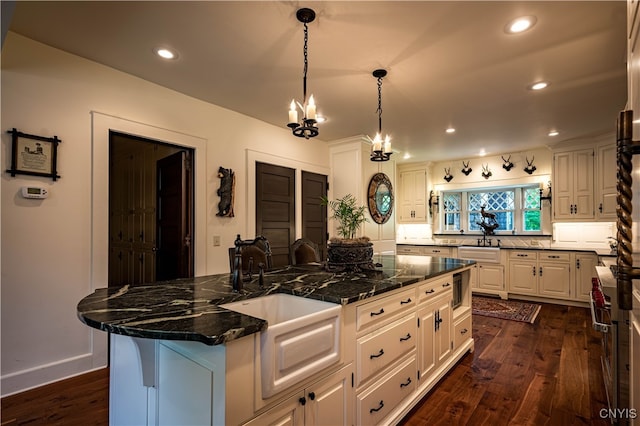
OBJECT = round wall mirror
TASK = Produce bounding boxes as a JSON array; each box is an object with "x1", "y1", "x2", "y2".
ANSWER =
[{"x1": 367, "y1": 172, "x2": 393, "y2": 224}]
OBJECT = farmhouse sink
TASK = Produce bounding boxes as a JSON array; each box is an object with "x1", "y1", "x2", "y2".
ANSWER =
[
  {"x1": 221, "y1": 293, "x2": 341, "y2": 398},
  {"x1": 457, "y1": 246, "x2": 501, "y2": 263}
]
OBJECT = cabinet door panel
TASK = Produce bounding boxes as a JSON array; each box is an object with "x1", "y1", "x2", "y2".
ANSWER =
[
  {"x1": 509, "y1": 261, "x2": 537, "y2": 294},
  {"x1": 307, "y1": 365, "x2": 352, "y2": 426},
  {"x1": 538, "y1": 262, "x2": 571, "y2": 299},
  {"x1": 575, "y1": 254, "x2": 598, "y2": 301},
  {"x1": 478, "y1": 264, "x2": 504, "y2": 291}
]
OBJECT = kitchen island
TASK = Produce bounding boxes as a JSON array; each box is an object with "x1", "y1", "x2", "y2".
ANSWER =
[{"x1": 78, "y1": 254, "x2": 475, "y2": 425}]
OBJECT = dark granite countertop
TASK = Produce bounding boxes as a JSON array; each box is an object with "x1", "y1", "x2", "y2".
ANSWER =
[{"x1": 77, "y1": 255, "x2": 474, "y2": 346}]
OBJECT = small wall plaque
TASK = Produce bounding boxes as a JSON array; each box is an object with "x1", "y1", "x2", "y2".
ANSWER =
[{"x1": 6, "y1": 128, "x2": 61, "y2": 181}]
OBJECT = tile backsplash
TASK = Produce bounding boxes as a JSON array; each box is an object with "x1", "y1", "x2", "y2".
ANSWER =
[{"x1": 397, "y1": 222, "x2": 616, "y2": 250}]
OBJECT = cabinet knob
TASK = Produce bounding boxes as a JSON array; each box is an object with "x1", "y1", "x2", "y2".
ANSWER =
[
  {"x1": 299, "y1": 396, "x2": 306, "y2": 406},
  {"x1": 308, "y1": 392, "x2": 315, "y2": 401}
]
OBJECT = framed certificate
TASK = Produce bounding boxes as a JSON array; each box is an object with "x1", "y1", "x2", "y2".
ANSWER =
[{"x1": 6, "y1": 128, "x2": 61, "y2": 181}]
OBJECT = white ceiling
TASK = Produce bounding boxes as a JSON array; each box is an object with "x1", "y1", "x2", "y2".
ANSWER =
[{"x1": 6, "y1": 1, "x2": 628, "y2": 163}]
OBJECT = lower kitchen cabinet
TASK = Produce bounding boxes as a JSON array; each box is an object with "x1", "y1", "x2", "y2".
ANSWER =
[
  {"x1": 244, "y1": 363, "x2": 354, "y2": 426},
  {"x1": 508, "y1": 251, "x2": 571, "y2": 300},
  {"x1": 476, "y1": 263, "x2": 505, "y2": 295},
  {"x1": 416, "y1": 290, "x2": 452, "y2": 381}
]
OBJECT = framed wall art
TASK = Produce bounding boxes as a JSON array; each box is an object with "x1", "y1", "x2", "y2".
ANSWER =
[{"x1": 6, "y1": 128, "x2": 61, "y2": 181}]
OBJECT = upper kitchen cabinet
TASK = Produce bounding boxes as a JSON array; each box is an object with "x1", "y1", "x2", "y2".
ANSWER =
[
  {"x1": 397, "y1": 164, "x2": 428, "y2": 223},
  {"x1": 596, "y1": 143, "x2": 617, "y2": 220},
  {"x1": 553, "y1": 148, "x2": 595, "y2": 220}
]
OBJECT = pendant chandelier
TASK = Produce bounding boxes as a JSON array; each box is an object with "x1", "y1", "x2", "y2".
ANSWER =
[
  {"x1": 287, "y1": 8, "x2": 319, "y2": 139},
  {"x1": 370, "y1": 69, "x2": 392, "y2": 161}
]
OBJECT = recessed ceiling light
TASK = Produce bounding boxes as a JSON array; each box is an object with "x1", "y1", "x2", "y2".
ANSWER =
[
  {"x1": 505, "y1": 16, "x2": 537, "y2": 34},
  {"x1": 403, "y1": 153, "x2": 411, "y2": 160},
  {"x1": 528, "y1": 81, "x2": 549, "y2": 91},
  {"x1": 548, "y1": 130, "x2": 559, "y2": 137},
  {"x1": 155, "y1": 47, "x2": 178, "y2": 60},
  {"x1": 446, "y1": 127, "x2": 456, "y2": 134},
  {"x1": 479, "y1": 149, "x2": 486, "y2": 157}
]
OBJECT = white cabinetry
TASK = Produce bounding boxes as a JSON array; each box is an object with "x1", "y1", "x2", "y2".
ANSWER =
[
  {"x1": 416, "y1": 275, "x2": 452, "y2": 381},
  {"x1": 475, "y1": 264, "x2": 505, "y2": 295},
  {"x1": 553, "y1": 148, "x2": 595, "y2": 220},
  {"x1": 398, "y1": 168, "x2": 427, "y2": 223},
  {"x1": 245, "y1": 364, "x2": 353, "y2": 426},
  {"x1": 353, "y1": 288, "x2": 417, "y2": 424},
  {"x1": 508, "y1": 251, "x2": 571, "y2": 300},
  {"x1": 596, "y1": 143, "x2": 617, "y2": 220}
]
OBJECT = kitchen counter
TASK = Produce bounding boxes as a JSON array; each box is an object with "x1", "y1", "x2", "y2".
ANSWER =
[{"x1": 77, "y1": 254, "x2": 474, "y2": 346}]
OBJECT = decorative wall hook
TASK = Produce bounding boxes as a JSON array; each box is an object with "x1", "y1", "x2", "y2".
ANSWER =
[
  {"x1": 501, "y1": 155, "x2": 514, "y2": 171},
  {"x1": 524, "y1": 156, "x2": 537, "y2": 174},
  {"x1": 461, "y1": 161, "x2": 472, "y2": 176},
  {"x1": 481, "y1": 164, "x2": 492, "y2": 179},
  {"x1": 443, "y1": 167, "x2": 453, "y2": 182}
]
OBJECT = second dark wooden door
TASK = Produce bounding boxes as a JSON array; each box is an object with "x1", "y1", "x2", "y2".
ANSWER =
[{"x1": 256, "y1": 162, "x2": 295, "y2": 267}]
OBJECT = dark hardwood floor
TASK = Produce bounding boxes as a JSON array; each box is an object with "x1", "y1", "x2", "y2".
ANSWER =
[
  {"x1": 0, "y1": 303, "x2": 607, "y2": 426},
  {"x1": 399, "y1": 302, "x2": 610, "y2": 426}
]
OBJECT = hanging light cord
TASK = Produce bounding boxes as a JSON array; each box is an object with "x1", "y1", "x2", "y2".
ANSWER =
[
  {"x1": 302, "y1": 22, "x2": 309, "y2": 108},
  {"x1": 377, "y1": 75, "x2": 383, "y2": 134}
]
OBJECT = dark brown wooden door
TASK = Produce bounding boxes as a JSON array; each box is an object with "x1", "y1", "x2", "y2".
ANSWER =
[
  {"x1": 256, "y1": 162, "x2": 295, "y2": 267},
  {"x1": 156, "y1": 151, "x2": 193, "y2": 281},
  {"x1": 301, "y1": 171, "x2": 328, "y2": 262}
]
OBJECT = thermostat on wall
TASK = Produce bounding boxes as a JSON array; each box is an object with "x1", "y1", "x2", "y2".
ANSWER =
[{"x1": 21, "y1": 186, "x2": 48, "y2": 199}]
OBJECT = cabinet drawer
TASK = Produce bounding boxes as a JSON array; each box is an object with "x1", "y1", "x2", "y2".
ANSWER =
[
  {"x1": 418, "y1": 274, "x2": 453, "y2": 304},
  {"x1": 538, "y1": 252, "x2": 570, "y2": 262},
  {"x1": 356, "y1": 355, "x2": 416, "y2": 425},
  {"x1": 509, "y1": 251, "x2": 537, "y2": 260},
  {"x1": 356, "y1": 314, "x2": 416, "y2": 386},
  {"x1": 356, "y1": 288, "x2": 415, "y2": 332},
  {"x1": 423, "y1": 247, "x2": 451, "y2": 257},
  {"x1": 453, "y1": 315, "x2": 472, "y2": 351},
  {"x1": 396, "y1": 246, "x2": 422, "y2": 255}
]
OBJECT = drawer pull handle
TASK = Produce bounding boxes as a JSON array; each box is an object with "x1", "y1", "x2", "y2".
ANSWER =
[
  {"x1": 442, "y1": 282, "x2": 451, "y2": 287},
  {"x1": 370, "y1": 308, "x2": 385, "y2": 317},
  {"x1": 548, "y1": 255, "x2": 560, "y2": 259},
  {"x1": 370, "y1": 349, "x2": 384, "y2": 359},
  {"x1": 400, "y1": 298, "x2": 412, "y2": 305},
  {"x1": 369, "y1": 400, "x2": 384, "y2": 414},
  {"x1": 433, "y1": 250, "x2": 441, "y2": 253},
  {"x1": 460, "y1": 328, "x2": 468, "y2": 334},
  {"x1": 517, "y1": 254, "x2": 528, "y2": 257},
  {"x1": 425, "y1": 289, "x2": 435, "y2": 294},
  {"x1": 400, "y1": 377, "x2": 412, "y2": 388},
  {"x1": 400, "y1": 333, "x2": 412, "y2": 342}
]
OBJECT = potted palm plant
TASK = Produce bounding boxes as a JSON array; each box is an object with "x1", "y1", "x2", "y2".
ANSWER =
[{"x1": 321, "y1": 194, "x2": 375, "y2": 271}]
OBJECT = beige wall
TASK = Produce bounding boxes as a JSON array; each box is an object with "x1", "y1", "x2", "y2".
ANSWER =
[{"x1": 1, "y1": 33, "x2": 330, "y2": 395}]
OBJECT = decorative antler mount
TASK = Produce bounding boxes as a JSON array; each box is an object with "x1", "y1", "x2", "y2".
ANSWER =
[
  {"x1": 501, "y1": 155, "x2": 514, "y2": 171},
  {"x1": 524, "y1": 156, "x2": 537, "y2": 175},
  {"x1": 461, "y1": 161, "x2": 472, "y2": 176},
  {"x1": 443, "y1": 167, "x2": 453, "y2": 182},
  {"x1": 481, "y1": 164, "x2": 492, "y2": 179}
]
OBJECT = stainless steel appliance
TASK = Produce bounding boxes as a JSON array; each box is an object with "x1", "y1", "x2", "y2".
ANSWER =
[{"x1": 592, "y1": 266, "x2": 630, "y2": 423}]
